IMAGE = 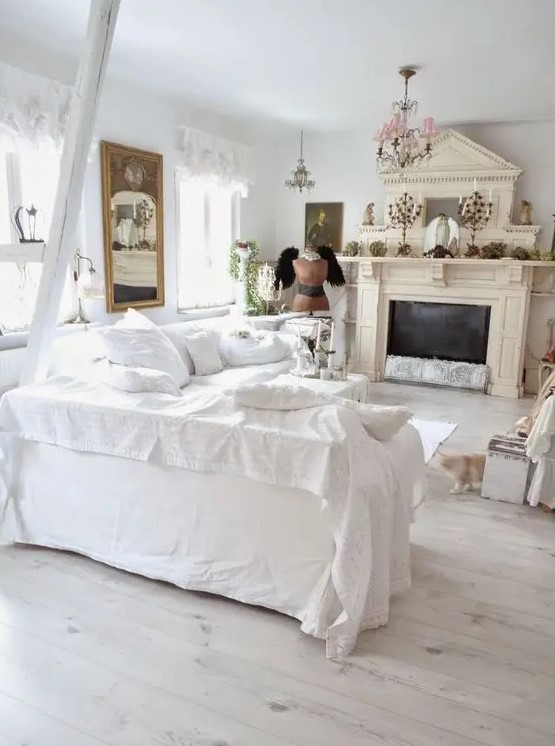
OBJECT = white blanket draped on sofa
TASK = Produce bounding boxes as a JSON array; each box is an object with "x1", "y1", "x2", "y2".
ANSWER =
[{"x1": 0, "y1": 376, "x2": 425, "y2": 657}]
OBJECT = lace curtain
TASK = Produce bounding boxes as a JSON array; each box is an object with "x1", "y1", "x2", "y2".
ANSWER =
[
  {"x1": 176, "y1": 126, "x2": 254, "y2": 194},
  {"x1": 0, "y1": 62, "x2": 73, "y2": 153}
]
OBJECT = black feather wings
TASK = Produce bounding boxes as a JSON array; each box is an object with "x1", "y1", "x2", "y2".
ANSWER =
[
  {"x1": 274, "y1": 247, "x2": 299, "y2": 289},
  {"x1": 317, "y1": 246, "x2": 346, "y2": 287},
  {"x1": 274, "y1": 245, "x2": 346, "y2": 290}
]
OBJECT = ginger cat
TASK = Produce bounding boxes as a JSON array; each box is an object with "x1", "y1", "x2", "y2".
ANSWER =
[{"x1": 440, "y1": 453, "x2": 486, "y2": 494}]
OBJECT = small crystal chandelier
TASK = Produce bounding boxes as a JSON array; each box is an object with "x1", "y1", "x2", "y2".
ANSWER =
[
  {"x1": 374, "y1": 68, "x2": 439, "y2": 174},
  {"x1": 284, "y1": 130, "x2": 315, "y2": 192}
]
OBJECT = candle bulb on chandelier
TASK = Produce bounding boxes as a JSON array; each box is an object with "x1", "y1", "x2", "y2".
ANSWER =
[{"x1": 473, "y1": 178, "x2": 477, "y2": 192}]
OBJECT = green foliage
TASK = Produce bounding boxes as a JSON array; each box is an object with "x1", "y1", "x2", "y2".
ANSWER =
[
  {"x1": 368, "y1": 240, "x2": 387, "y2": 257},
  {"x1": 396, "y1": 243, "x2": 412, "y2": 257},
  {"x1": 480, "y1": 241, "x2": 506, "y2": 260},
  {"x1": 511, "y1": 246, "x2": 530, "y2": 260},
  {"x1": 464, "y1": 244, "x2": 481, "y2": 258},
  {"x1": 529, "y1": 248, "x2": 555, "y2": 262},
  {"x1": 343, "y1": 240, "x2": 361, "y2": 257},
  {"x1": 229, "y1": 240, "x2": 264, "y2": 315}
]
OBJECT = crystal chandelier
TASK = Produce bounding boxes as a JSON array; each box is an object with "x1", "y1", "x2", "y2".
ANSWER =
[
  {"x1": 284, "y1": 130, "x2": 315, "y2": 192},
  {"x1": 374, "y1": 68, "x2": 439, "y2": 174}
]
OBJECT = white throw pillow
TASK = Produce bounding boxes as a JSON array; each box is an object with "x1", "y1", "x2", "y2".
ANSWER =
[
  {"x1": 101, "y1": 362, "x2": 183, "y2": 396},
  {"x1": 341, "y1": 401, "x2": 412, "y2": 440},
  {"x1": 159, "y1": 324, "x2": 196, "y2": 374},
  {"x1": 99, "y1": 324, "x2": 189, "y2": 388},
  {"x1": 184, "y1": 331, "x2": 224, "y2": 376},
  {"x1": 219, "y1": 331, "x2": 290, "y2": 368},
  {"x1": 115, "y1": 307, "x2": 157, "y2": 330}
]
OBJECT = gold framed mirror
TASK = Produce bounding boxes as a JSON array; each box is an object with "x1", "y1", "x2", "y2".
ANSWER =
[{"x1": 101, "y1": 141, "x2": 164, "y2": 312}]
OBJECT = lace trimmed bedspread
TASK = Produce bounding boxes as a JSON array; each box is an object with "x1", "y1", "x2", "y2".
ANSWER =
[{"x1": 0, "y1": 375, "x2": 423, "y2": 657}]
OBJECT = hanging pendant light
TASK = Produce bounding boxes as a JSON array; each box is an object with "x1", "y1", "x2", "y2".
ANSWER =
[
  {"x1": 284, "y1": 130, "x2": 315, "y2": 192},
  {"x1": 374, "y1": 68, "x2": 439, "y2": 174}
]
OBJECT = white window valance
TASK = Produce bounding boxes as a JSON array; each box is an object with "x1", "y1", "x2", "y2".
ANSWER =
[
  {"x1": 176, "y1": 125, "x2": 254, "y2": 193},
  {"x1": 0, "y1": 63, "x2": 73, "y2": 152}
]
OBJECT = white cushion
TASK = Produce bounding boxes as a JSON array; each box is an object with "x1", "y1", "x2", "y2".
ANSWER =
[
  {"x1": 219, "y1": 331, "x2": 290, "y2": 368},
  {"x1": 160, "y1": 321, "x2": 223, "y2": 375},
  {"x1": 159, "y1": 324, "x2": 196, "y2": 374},
  {"x1": 115, "y1": 308, "x2": 156, "y2": 330},
  {"x1": 341, "y1": 401, "x2": 412, "y2": 440},
  {"x1": 232, "y1": 383, "x2": 412, "y2": 440},
  {"x1": 99, "y1": 312, "x2": 189, "y2": 388},
  {"x1": 101, "y1": 362, "x2": 182, "y2": 396},
  {"x1": 233, "y1": 382, "x2": 324, "y2": 410},
  {"x1": 184, "y1": 331, "x2": 223, "y2": 376}
]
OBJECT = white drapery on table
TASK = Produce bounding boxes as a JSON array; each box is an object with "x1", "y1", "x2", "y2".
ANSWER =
[
  {"x1": 176, "y1": 125, "x2": 254, "y2": 194},
  {"x1": 0, "y1": 376, "x2": 425, "y2": 657}
]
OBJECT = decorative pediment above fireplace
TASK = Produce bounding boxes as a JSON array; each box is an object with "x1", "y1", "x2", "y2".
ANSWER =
[
  {"x1": 360, "y1": 128, "x2": 540, "y2": 253},
  {"x1": 382, "y1": 128, "x2": 522, "y2": 184}
]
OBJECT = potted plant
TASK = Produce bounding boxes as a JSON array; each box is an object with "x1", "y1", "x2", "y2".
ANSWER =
[
  {"x1": 368, "y1": 240, "x2": 387, "y2": 257},
  {"x1": 343, "y1": 240, "x2": 361, "y2": 257}
]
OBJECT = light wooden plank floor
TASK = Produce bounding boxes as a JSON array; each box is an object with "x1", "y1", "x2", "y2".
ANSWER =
[{"x1": 1, "y1": 383, "x2": 554, "y2": 746}]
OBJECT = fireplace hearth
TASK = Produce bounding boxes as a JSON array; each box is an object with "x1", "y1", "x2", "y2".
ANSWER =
[
  {"x1": 384, "y1": 301, "x2": 491, "y2": 391},
  {"x1": 387, "y1": 301, "x2": 491, "y2": 365}
]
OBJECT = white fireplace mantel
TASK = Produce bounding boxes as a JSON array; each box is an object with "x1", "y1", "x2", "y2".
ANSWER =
[
  {"x1": 345, "y1": 257, "x2": 555, "y2": 398},
  {"x1": 359, "y1": 129, "x2": 542, "y2": 254}
]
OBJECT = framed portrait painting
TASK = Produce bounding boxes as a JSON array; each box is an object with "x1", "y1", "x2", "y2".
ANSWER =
[
  {"x1": 304, "y1": 202, "x2": 344, "y2": 251},
  {"x1": 101, "y1": 141, "x2": 165, "y2": 313}
]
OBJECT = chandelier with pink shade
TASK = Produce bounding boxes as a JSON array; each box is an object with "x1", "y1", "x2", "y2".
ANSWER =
[{"x1": 374, "y1": 68, "x2": 439, "y2": 174}]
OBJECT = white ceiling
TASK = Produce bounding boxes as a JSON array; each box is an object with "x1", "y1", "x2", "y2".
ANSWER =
[{"x1": 1, "y1": 0, "x2": 555, "y2": 130}]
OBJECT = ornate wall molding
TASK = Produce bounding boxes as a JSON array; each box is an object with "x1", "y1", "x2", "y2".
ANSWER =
[{"x1": 350, "y1": 257, "x2": 544, "y2": 398}]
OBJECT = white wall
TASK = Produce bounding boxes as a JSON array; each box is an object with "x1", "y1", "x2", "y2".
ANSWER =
[
  {"x1": 265, "y1": 121, "x2": 555, "y2": 391},
  {"x1": 82, "y1": 85, "x2": 278, "y2": 324},
  {"x1": 272, "y1": 131, "x2": 382, "y2": 251},
  {"x1": 455, "y1": 122, "x2": 555, "y2": 390},
  {"x1": 0, "y1": 32, "x2": 278, "y2": 325}
]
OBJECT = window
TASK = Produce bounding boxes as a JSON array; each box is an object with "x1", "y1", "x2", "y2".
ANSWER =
[
  {"x1": 0, "y1": 148, "x2": 76, "y2": 332},
  {"x1": 177, "y1": 180, "x2": 240, "y2": 310}
]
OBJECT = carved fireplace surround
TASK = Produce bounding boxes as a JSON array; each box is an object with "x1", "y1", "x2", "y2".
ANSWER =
[
  {"x1": 341, "y1": 129, "x2": 555, "y2": 398},
  {"x1": 349, "y1": 257, "x2": 555, "y2": 398}
]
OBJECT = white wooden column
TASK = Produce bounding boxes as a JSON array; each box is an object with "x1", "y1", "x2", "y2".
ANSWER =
[{"x1": 20, "y1": 0, "x2": 121, "y2": 385}]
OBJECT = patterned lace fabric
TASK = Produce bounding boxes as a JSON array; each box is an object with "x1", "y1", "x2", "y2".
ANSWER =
[{"x1": 176, "y1": 125, "x2": 254, "y2": 192}]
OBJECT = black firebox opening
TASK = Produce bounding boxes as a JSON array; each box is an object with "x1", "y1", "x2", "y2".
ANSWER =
[{"x1": 387, "y1": 301, "x2": 491, "y2": 365}]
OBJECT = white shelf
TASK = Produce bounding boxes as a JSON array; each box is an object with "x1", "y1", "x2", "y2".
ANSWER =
[
  {"x1": 0, "y1": 242, "x2": 45, "y2": 262},
  {"x1": 531, "y1": 292, "x2": 555, "y2": 297}
]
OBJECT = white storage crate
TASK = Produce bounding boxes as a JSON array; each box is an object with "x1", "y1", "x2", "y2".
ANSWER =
[{"x1": 481, "y1": 434, "x2": 535, "y2": 504}]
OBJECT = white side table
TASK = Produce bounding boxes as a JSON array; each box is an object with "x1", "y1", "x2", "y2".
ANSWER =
[
  {"x1": 245, "y1": 312, "x2": 308, "y2": 332},
  {"x1": 273, "y1": 372, "x2": 369, "y2": 402}
]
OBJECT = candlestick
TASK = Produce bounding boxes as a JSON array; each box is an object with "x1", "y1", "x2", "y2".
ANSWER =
[
  {"x1": 488, "y1": 189, "x2": 492, "y2": 202},
  {"x1": 459, "y1": 194, "x2": 462, "y2": 206},
  {"x1": 329, "y1": 321, "x2": 335, "y2": 352},
  {"x1": 315, "y1": 320, "x2": 322, "y2": 350},
  {"x1": 473, "y1": 178, "x2": 477, "y2": 192}
]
